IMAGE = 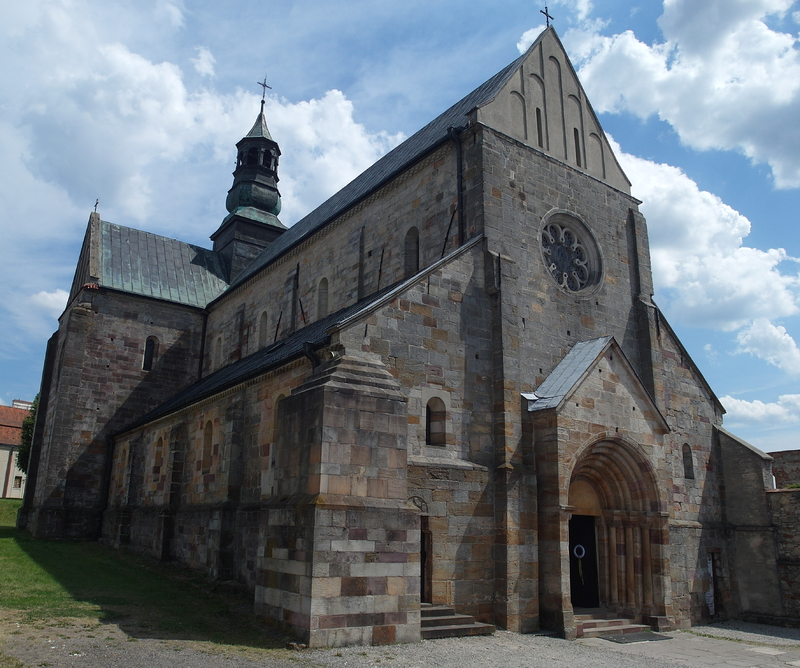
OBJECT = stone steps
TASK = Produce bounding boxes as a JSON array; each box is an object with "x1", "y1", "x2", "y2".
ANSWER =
[
  {"x1": 575, "y1": 608, "x2": 650, "y2": 638},
  {"x1": 421, "y1": 604, "x2": 495, "y2": 640}
]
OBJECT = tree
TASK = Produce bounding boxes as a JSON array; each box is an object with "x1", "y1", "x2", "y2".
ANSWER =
[{"x1": 16, "y1": 394, "x2": 38, "y2": 475}]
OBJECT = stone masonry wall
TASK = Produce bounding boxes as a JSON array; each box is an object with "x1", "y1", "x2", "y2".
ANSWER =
[
  {"x1": 254, "y1": 354, "x2": 419, "y2": 647},
  {"x1": 479, "y1": 124, "x2": 732, "y2": 631},
  {"x1": 335, "y1": 248, "x2": 520, "y2": 626},
  {"x1": 342, "y1": 245, "x2": 494, "y2": 467},
  {"x1": 104, "y1": 358, "x2": 311, "y2": 586},
  {"x1": 657, "y1": 327, "x2": 726, "y2": 626},
  {"x1": 407, "y1": 463, "x2": 494, "y2": 620},
  {"x1": 768, "y1": 488, "x2": 800, "y2": 618},
  {"x1": 203, "y1": 143, "x2": 461, "y2": 376},
  {"x1": 30, "y1": 289, "x2": 204, "y2": 539},
  {"x1": 477, "y1": 126, "x2": 646, "y2": 387},
  {"x1": 769, "y1": 450, "x2": 800, "y2": 488},
  {"x1": 720, "y1": 429, "x2": 782, "y2": 620}
]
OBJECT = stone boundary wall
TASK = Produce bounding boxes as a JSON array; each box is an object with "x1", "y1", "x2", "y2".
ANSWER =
[
  {"x1": 768, "y1": 488, "x2": 800, "y2": 618},
  {"x1": 769, "y1": 450, "x2": 800, "y2": 489}
]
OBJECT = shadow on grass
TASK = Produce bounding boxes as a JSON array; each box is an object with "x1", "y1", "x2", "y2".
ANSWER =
[{"x1": 0, "y1": 522, "x2": 284, "y2": 650}]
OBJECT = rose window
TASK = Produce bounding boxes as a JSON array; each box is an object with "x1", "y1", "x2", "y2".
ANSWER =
[{"x1": 541, "y1": 222, "x2": 590, "y2": 292}]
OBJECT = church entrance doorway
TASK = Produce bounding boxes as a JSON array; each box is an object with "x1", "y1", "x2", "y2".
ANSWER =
[
  {"x1": 566, "y1": 440, "x2": 667, "y2": 622},
  {"x1": 569, "y1": 515, "x2": 599, "y2": 607}
]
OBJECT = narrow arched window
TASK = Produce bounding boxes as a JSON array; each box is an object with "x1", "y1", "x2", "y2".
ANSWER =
[
  {"x1": 143, "y1": 336, "x2": 158, "y2": 371},
  {"x1": 246, "y1": 147, "x2": 258, "y2": 165},
  {"x1": 258, "y1": 312, "x2": 268, "y2": 349},
  {"x1": 404, "y1": 227, "x2": 420, "y2": 278},
  {"x1": 425, "y1": 397, "x2": 447, "y2": 446},
  {"x1": 574, "y1": 128, "x2": 582, "y2": 167},
  {"x1": 536, "y1": 108, "x2": 544, "y2": 148},
  {"x1": 153, "y1": 436, "x2": 163, "y2": 482},
  {"x1": 683, "y1": 443, "x2": 695, "y2": 480},
  {"x1": 318, "y1": 278, "x2": 329, "y2": 319},
  {"x1": 202, "y1": 421, "x2": 213, "y2": 473}
]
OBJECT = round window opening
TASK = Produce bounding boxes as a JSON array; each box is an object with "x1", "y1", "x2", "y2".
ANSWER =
[{"x1": 540, "y1": 214, "x2": 602, "y2": 293}]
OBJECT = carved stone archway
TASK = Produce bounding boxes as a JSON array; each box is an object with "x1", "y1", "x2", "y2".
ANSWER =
[{"x1": 568, "y1": 439, "x2": 668, "y2": 621}]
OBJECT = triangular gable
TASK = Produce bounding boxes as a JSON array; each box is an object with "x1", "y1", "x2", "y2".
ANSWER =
[
  {"x1": 526, "y1": 336, "x2": 669, "y2": 432},
  {"x1": 477, "y1": 27, "x2": 630, "y2": 193}
]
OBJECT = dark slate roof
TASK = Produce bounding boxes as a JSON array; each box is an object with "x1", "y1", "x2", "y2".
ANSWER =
[
  {"x1": 529, "y1": 337, "x2": 612, "y2": 411},
  {"x1": 223, "y1": 42, "x2": 535, "y2": 295},
  {"x1": 98, "y1": 221, "x2": 229, "y2": 308},
  {"x1": 120, "y1": 280, "x2": 403, "y2": 433}
]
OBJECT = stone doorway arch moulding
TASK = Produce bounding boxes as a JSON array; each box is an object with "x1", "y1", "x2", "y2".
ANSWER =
[{"x1": 567, "y1": 435, "x2": 671, "y2": 623}]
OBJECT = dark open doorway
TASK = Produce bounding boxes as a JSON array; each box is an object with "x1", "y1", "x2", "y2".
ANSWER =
[
  {"x1": 421, "y1": 516, "x2": 432, "y2": 603},
  {"x1": 569, "y1": 515, "x2": 599, "y2": 607}
]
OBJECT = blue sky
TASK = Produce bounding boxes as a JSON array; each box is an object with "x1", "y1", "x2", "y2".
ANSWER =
[{"x1": 1, "y1": 0, "x2": 799, "y2": 452}]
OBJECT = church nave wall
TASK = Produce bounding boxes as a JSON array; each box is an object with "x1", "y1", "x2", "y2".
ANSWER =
[{"x1": 202, "y1": 144, "x2": 461, "y2": 376}]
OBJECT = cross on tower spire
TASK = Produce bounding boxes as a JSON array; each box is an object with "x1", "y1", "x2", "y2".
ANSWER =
[
  {"x1": 256, "y1": 73, "x2": 272, "y2": 103},
  {"x1": 540, "y1": 5, "x2": 553, "y2": 27}
]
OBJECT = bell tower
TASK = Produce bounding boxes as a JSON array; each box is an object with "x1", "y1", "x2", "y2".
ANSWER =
[{"x1": 211, "y1": 96, "x2": 287, "y2": 281}]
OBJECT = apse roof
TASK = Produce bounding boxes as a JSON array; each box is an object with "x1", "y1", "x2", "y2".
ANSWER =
[
  {"x1": 97, "y1": 221, "x2": 229, "y2": 308},
  {"x1": 221, "y1": 33, "x2": 541, "y2": 295}
]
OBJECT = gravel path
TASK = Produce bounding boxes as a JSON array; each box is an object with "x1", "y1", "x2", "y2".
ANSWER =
[{"x1": 4, "y1": 618, "x2": 800, "y2": 668}]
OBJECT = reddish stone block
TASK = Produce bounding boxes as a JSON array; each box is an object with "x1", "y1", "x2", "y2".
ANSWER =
[{"x1": 372, "y1": 625, "x2": 396, "y2": 645}]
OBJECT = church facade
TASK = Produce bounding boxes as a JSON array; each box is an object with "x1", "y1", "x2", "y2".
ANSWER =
[{"x1": 19, "y1": 28, "x2": 789, "y2": 646}]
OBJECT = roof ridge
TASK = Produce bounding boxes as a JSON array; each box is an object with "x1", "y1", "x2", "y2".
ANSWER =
[{"x1": 220, "y1": 42, "x2": 537, "y2": 298}]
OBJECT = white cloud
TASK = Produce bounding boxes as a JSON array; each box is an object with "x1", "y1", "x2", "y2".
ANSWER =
[
  {"x1": 1, "y1": 3, "x2": 402, "y2": 227},
  {"x1": 569, "y1": 0, "x2": 800, "y2": 188},
  {"x1": 0, "y1": 0, "x2": 404, "y2": 366},
  {"x1": 736, "y1": 319, "x2": 800, "y2": 374},
  {"x1": 721, "y1": 393, "x2": 800, "y2": 423},
  {"x1": 613, "y1": 139, "x2": 800, "y2": 331},
  {"x1": 265, "y1": 91, "x2": 404, "y2": 223},
  {"x1": 155, "y1": 0, "x2": 185, "y2": 29},
  {"x1": 551, "y1": 0, "x2": 594, "y2": 22},
  {"x1": 517, "y1": 26, "x2": 547, "y2": 54},
  {"x1": 29, "y1": 290, "x2": 69, "y2": 320},
  {"x1": 191, "y1": 47, "x2": 215, "y2": 77}
]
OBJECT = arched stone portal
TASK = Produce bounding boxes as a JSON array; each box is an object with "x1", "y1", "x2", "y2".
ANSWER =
[{"x1": 568, "y1": 439, "x2": 669, "y2": 622}]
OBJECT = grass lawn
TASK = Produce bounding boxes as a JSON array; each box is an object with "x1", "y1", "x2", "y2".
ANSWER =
[{"x1": 0, "y1": 499, "x2": 282, "y2": 649}]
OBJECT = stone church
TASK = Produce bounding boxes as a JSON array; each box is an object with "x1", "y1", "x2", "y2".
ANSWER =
[{"x1": 19, "y1": 28, "x2": 794, "y2": 646}]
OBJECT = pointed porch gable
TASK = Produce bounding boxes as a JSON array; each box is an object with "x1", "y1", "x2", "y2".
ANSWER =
[{"x1": 528, "y1": 337, "x2": 672, "y2": 639}]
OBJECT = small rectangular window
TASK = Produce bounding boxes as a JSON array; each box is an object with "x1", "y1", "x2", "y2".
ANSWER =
[{"x1": 13, "y1": 476, "x2": 22, "y2": 488}]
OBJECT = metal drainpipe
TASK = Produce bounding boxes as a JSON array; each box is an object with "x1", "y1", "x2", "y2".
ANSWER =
[
  {"x1": 448, "y1": 126, "x2": 466, "y2": 246},
  {"x1": 197, "y1": 309, "x2": 208, "y2": 380}
]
